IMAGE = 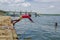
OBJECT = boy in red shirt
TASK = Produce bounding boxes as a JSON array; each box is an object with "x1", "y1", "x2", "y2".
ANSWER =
[{"x1": 11, "y1": 14, "x2": 34, "y2": 26}]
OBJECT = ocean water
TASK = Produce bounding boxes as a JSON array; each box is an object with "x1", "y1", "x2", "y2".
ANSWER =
[{"x1": 13, "y1": 16, "x2": 60, "y2": 40}]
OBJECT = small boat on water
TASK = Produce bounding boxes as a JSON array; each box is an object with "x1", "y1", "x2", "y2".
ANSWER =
[{"x1": 0, "y1": 16, "x2": 18, "y2": 40}]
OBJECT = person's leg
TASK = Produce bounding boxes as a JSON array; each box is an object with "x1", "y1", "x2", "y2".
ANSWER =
[{"x1": 12, "y1": 16, "x2": 22, "y2": 26}]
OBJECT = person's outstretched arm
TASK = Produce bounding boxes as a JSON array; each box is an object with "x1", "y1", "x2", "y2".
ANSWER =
[{"x1": 28, "y1": 17, "x2": 34, "y2": 23}]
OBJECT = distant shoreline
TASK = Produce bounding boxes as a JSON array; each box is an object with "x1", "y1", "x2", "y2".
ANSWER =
[{"x1": 40, "y1": 14, "x2": 60, "y2": 16}]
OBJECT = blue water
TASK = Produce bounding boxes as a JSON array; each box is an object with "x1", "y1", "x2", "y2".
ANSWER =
[{"x1": 13, "y1": 16, "x2": 60, "y2": 40}]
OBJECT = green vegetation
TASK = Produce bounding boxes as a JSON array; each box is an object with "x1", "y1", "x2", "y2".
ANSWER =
[{"x1": 0, "y1": 10, "x2": 7, "y2": 16}]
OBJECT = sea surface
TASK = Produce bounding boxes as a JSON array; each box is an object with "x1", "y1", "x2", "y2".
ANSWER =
[{"x1": 12, "y1": 15, "x2": 60, "y2": 40}]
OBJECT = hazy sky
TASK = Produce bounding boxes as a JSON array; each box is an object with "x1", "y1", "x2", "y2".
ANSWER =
[{"x1": 0, "y1": 0, "x2": 60, "y2": 14}]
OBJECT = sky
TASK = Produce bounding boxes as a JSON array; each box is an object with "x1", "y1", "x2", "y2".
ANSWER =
[{"x1": 0, "y1": 0, "x2": 60, "y2": 14}]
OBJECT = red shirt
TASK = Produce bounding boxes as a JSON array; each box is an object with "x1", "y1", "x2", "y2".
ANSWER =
[{"x1": 22, "y1": 14, "x2": 30, "y2": 18}]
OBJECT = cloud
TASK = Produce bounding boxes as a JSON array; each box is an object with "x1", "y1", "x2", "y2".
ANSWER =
[
  {"x1": 21, "y1": 2, "x2": 31, "y2": 7},
  {"x1": 0, "y1": 0, "x2": 31, "y2": 7},
  {"x1": 34, "y1": 0, "x2": 60, "y2": 2},
  {"x1": 0, "y1": 0, "x2": 25, "y2": 3},
  {"x1": 0, "y1": 0, "x2": 29, "y2": 7},
  {"x1": 8, "y1": 2, "x2": 31, "y2": 7},
  {"x1": 0, "y1": 0, "x2": 8, "y2": 3},
  {"x1": 14, "y1": 0, "x2": 25, "y2": 3},
  {"x1": 49, "y1": 5, "x2": 55, "y2": 8}
]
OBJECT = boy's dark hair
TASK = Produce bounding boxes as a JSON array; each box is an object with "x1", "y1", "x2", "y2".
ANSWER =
[{"x1": 29, "y1": 14, "x2": 31, "y2": 17}]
